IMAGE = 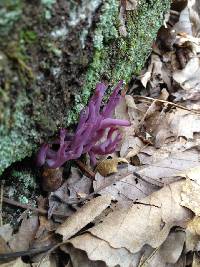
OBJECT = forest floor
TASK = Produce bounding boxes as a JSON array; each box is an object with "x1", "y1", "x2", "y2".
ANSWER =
[{"x1": 1, "y1": 1, "x2": 200, "y2": 267}]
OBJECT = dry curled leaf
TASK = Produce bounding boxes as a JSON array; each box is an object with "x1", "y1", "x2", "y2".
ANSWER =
[
  {"x1": 0, "y1": 258, "x2": 30, "y2": 267},
  {"x1": 93, "y1": 165, "x2": 158, "y2": 208},
  {"x1": 95, "y1": 157, "x2": 128, "y2": 176},
  {"x1": 137, "y1": 145, "x2": 200, "y2": 186},
  {"x1": 139, "y1": 231, "x2": 185, "y2": 267},
  {"x1": 56, "y1": 195, "x2": 112, "y2": 241},
  {"x1": 9, "y1": 215, "x2": 39, "y2": 252},
  {"x1": 181, "y1": 178, "x2": 200, "y2": 216},
  {"x1": 62, "y1": 181, "x2": 193, "y2": 267}
]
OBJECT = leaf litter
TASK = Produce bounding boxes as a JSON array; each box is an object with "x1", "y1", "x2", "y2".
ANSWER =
[{"x1": 1, "y1": 1, "x2": 200, "y2": 266}]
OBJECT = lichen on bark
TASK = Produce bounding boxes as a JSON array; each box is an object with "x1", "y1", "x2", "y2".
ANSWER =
[{"x1": 0, "y1": 0, "x2": 171, "y2": 175}]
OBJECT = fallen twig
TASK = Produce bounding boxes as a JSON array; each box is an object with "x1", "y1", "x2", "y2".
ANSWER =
[
  {"x1": 0, "y1": 245, "x2": 53, "y2": 261},
  {"x1": 3, "y1": 197, "x2": 67, "y2": 218},
  {"x1": 134, "y1": 95, "x2": 200, "y2": 114},
  {"x1": 75, "y1": 159, "x2": 96, "y2": 179}
]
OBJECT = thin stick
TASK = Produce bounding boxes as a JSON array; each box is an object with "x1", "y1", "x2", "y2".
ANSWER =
[
  {"x1": 133, "y1": 95, "x2": 200, "y2": 114},
  {"x1": 0, "y1": 245, "x2": 53, "y2": 261},
  {"x1": 75, "y1": 159, "x2": 95, "y2": 179},
  {"x1": 3, "y1": 197, "x2": 47, "y2": 215},
  {"x1": 3, "y1": 197, "x2": 67, "y2": 218}
]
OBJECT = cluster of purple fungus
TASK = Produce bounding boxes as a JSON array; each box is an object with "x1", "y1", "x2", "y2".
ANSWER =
[{"x1": 37, "y1": 80, "x2": 130, "y2": 168}]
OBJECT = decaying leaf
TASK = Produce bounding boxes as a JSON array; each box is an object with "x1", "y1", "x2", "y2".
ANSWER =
[
  {"x1": 48, "y1": 167, "x2": 92, "y2": 218},
  {"x1": 0, "y1": 224, "x2": 13, "y2": 242},
  {"x1": 181, "y1": 178, "x2": 200, "y2": 215},
  {"x1": 93, "y1": 165, "x2": 158, "y2": 208},
  {"x1": 192, "y1": 254, "x2": 200, "y2": 267},
  {"x1": 95, "y1": 158, "x2": 128, "y2": 176},
  {"x1": 120, "y1": 136, "x2": 144, "y2": 158},
  {"x1": 173, "y1": 57, "x2": 200, "y2": 92},
  {"x1": 89, "y1": 181, "x2": 192, "y2": 253},
  {"x1": 0, "y1": 235, "x2": 11, "y2": 254},
  {"x1": 9, "y1": 215, "x2": 39, "y2": 252},
  {"x1": 62, "y1": 181, "x2": 193, "y2": 267},
  {"x1": 0, "y1": 258, "x2": 29, "y2": 267},
  {"x1": 137, "y1": 145, "x2": 200, "y2": 187},
  {"x1": 139, "y1": 231, "x2": 185, "y2": 267},
  {"x1": 61, "y1": 233, "x2": 141, "y2": 267},
  {"x1": 56, "y1": 195, "x2": 112, "y2": 241}
]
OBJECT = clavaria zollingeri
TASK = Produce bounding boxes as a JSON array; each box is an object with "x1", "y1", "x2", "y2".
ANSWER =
[{"x1": 37, "y1": 80, "x2": 130, "y2": 168}]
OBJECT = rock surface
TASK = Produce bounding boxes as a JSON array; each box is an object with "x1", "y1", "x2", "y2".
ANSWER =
[{"x1": 0, "y1": 0, "x2": 170, "y2": 174}]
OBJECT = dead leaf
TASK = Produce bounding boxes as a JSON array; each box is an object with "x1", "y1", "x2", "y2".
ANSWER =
[
  {"x1": 139, "y1": 231, "x2": 185, "y2": 267},
  {"x1": 89, "y1": 181, "x2": 192, "y2": 254},
  {"x1": 62, "y1": 233, "x2": 141, "y2": 267},
  {"x1": 174, "y1": 6, "x2": 193, "y2": 35},
  {"x1": 61, "y1": 181, "x2": 192, "y2": 267},
  {"x1": 0, "y1": 235, "x2": 11, "y2": 254},
  {"x1": 192, "y1": 254, "x2": 200, "y2": 267},
  {"x1": 0, "y1": 224, "x2": 13, "y2": 242},
  {"x1": 56, "y1": 195, "x2": 112, "y2": 241},
  {"x1": 48, "y1": 167, "x2": 92, "y2": 218},
  {"x1": 0, "y1": 258, "x2": 29, "y2": 267},
  {"x1": 179, "y1": 166, "x2": 200, "y2": 185},
  {"x1": 188, "y1": 216, "x2": 200, "y2": 236},
  {"x1": 181, "y1": 178, "x2": 200, "y2": 215},
  {"x1": 137, "y1": 145, "x2": 200, "y2": 186},
  {"x1": 9, "y1": 215, "x2": 39, "y2": 252},
  {"x1": 120, "y1": 136, "x2": 144, "y2": 158},
  {"x1": 173, "y1": 57, "x2": 200, "y2": 91},
  {"x1": 32, "y1": 255, "x2": 58, "y2": 267},
  {"x1": 95, "y1": 158, "x2": 128, "y2": 176},
  {"x1": 93, "y1": 165, "x2": 158, "y2": 208}
]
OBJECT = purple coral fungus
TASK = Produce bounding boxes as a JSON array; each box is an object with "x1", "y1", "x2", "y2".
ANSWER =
[{"x1": 37, "y1": 80, "x2": 130, "y2": 168}]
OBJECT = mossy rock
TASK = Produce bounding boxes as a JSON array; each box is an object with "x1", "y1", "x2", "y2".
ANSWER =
[{"x1": 0, "y1": 0, "x2": 170, "y2": 175}]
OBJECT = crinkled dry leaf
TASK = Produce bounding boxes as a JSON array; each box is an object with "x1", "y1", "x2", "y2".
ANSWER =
[
  {"x1": 174, "y1": 6, "x2": 193, "y2": 35},
  {"x1": 149, "y1": 108, "x2": 200, "y2": 146},
  {"x1": 63, "y1": 180, "x2": 192, "y2": 267},
  {"x1": 93, "y1": 165, "x2": 158, "y2": 208},
  {"x1": 137, "y1": 145, "x2": 200, "y2": 186},
  {"x1": 0, "y1": 258, "x2": 29, "y2": 267},
  {"x1": 140, "y1": 54, "x2": 171, "y2": 91},
  {"x1": 179, "y1": 166, "x2": 200, "y2": 185},
  {"x1": 56, "y1": 195, "x2": 112, "y2": 241},
  {"x1": 61, "y1": 181, "x2": 192, "y2": 267},
  {"x1": 120, "y1": 136, "x2": 144, "y2": 158},
  {"x1": 62, "y1": 233, "x2": 141, "y2": 267},
  {"x1": 173, "y1": 57, "x2": 200, "y2": 91},
  {"x1": 89, "y1": 181, "x2": 192, "y2": 253},
  {"x1": 9, "y1": 215, "x2": 38, "y2": 252},
  {"x1": 48, "y1": 167, "x2": 91, "y2": 218},
  {"x1": 0, "y1": 224, "x2": 13, "y2": 242},
  {"x1": 32, "y1": 255, "x2": 58, "y2": 267},
  {"x1": 188, "y1": 216, "x2": 200, "y2": 236},
  {"x1": 192, "y1": 254, "x2": 200, "y2": 267},
  {"x1": 181, "y1": 178, "x2": 200, "y2": 215},
  {"x1": 0, "y1": 235, "x2": 11, "y2": 254},
  {"x1": 95, "y1": 158, "x2": 128, "y2": 176},
  {"x1": 139, "y1": 231, "x2": 185, "y2": 267}
]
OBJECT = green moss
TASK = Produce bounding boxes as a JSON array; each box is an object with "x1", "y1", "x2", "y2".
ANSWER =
[
  {"x1": 12, "y1": 169, "x2": 37, "y2": 190},
  {"x1": 67, "y1": 0, "x2": 170, "y2": 124},
  {"x1": 41, "y1": 0, "x2": 56, "y2": 20},
  {"x1": 20, "y1": 29, "x2": 38, "y2": 44},
  {"x1": 0, "y1": 0, "x2": 22, "y2": 36},
  {"x1": 0, "y1": 93, "x2": 39, "y2": 175}
]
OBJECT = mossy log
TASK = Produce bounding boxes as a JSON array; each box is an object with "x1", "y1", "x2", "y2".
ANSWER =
[{"x1": 0, "y1": 0, "x2": 170, "y2": 175}]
